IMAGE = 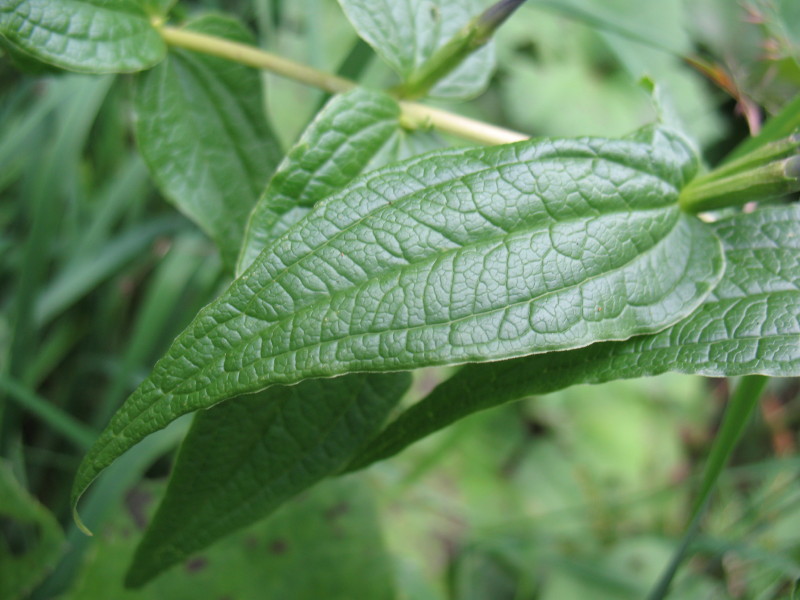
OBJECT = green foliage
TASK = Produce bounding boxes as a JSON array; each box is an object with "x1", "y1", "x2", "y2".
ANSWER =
[
  {"x1": 72, "y1": 126, "x2": 728, "y2": 519},
  {"x1": 0, "y1": 462, "x2": 64, "y2": 599},
  {"x1": 64, "y1": 478, "x2": 396, "y2": 599},
  {"x1": 1, "y1": 0, "x2": 799, "y2": 596},
  {"x1": 0, "y1": 0, "x2": 166, "y2": 73},
  {"x1": 347, "y1": 204, "x2": 800, "y2": 471},
  {"x1": 135, "y1": 14, "x2": 283, "y2": 267},
  {"x1": 337, "y1": 0, "x2": 496, "y2": 98}
]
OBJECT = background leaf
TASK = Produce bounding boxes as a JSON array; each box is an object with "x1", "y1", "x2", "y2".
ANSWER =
[
  {"x1": 238, "y1": 88, "x2": 402, "y2": 274},
  {"x1": 0, "y1": 0, "x2": 166, "y2": 73},
  {"x1": 134, "y1": 14, "x2": 283, "y2": 268},
  {"x1": 72, "y1": 126, "x2": 723, "y2": 517},
  {"x1": 64, "y1": 478, "x2": 396, "y2": 600},
  {"x1": 348, "y1": 204, "x2": 800, "y2": 471},
  {"x1": 0, "y1": 461, "x2": 64, "y2": 600},
  {"x1": 337, "y1": 0, "x2": 496, "y2": 99},
  {"x1": 125, "y1": 372, "x2": 410, "y2": 587}
]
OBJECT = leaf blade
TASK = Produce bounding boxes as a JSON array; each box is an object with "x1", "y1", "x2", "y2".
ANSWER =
[
  {"x1": 135, "y1": 15, "x2": 283, "y2": 267},
  {"x1": 73, "y1": 127, "x2": 722, "y2": 516},
  {"x1": 347, "y1": 205, "x2": 800, "y2": 471},
  {"x1": 124, "y1": 373, "x2": 410, "y2": 587},
  {"x1": 0, "y1": 0, "x2": 166, "y2": 73},
  {"x1": 337, "y1": 0, "x2": 496, "y2": 99}
]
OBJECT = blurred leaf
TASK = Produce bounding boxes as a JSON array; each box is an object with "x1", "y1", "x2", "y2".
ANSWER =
[
  {"x1": 0, "y1": 375, "x2": 96, "y2": 449},
  {"x1": 238, "y1": 88, "x2": 401, "y2": 274},
  {"x1": 0, "y1": 0, "x2": 166, "y2": 73},
  {"x1": 72, "y1": 126, "x2": 724, "y2": 516},
  {"x1": 34, "y1": 216, "x2": 184, "y2": 326},
  {"x1": 125, "y1": 373, "x2": 410, "y2": 587},
  {"x1": 135, "y1": 14, "x2": 283, "y2": 268},
  {"x1": 0, "y1": 37, "x2": 62, "y2": 74},
  {"x1": 348, "y1": 205, "x2": 800, "y2": 471},
  {"x1": 726, "y1": 93, "x2": 800, "y2": 162},
  {"x1": 67, "y1": 478, "x2": 396, "y2": 600},
  {"x1": 140, "y1": 0, "x2": 178, "y2": 18},
  {"x1": 0, "y1": 461, "x2": 64, "y2": 600},
  {"x1": 337, "y1": 0, "x2": 495, "y2": 98}
]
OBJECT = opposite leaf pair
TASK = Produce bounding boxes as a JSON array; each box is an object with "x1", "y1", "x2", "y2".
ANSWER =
[{"x1": 73, "y1": 86, "x2": 754, "y2": 583}]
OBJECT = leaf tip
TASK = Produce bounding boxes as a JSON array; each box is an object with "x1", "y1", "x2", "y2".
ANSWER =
[{"x1": 73, "y1": 506, "x2": 94, "y2": 537}]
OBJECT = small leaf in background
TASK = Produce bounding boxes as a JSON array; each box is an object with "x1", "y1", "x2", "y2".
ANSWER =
[
  {"x1": 348, "y1": 204, "x2": 800, "y2": 471},
  {"x1": 135, "y1": 15, "x2": 283, "y2": 268},
  {"x1": 72, "y1": 126, "x2": 723, "y2": 516},
  {"x1": 337, "y1": 0, "x2": 496, "y2": 99},
  {"x1": 65, "y1": 478, "x2": 396, "y2": 600},
  {"x1": 238, "y1": 88, "x2": 402, "y2": 274},
  {"x1": 125, "y1": 372, "x2": 410, "y2": 587},
  {"x1": 0, "y1": 0, "x2": 166, "y2": 73},
  {"x1": 0, "y1": 461, "x2": 64, "y2": 600}
]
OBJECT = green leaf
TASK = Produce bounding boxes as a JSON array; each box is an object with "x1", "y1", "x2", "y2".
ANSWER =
[
  {"x1": 135, "y1": 15, "x2": 283, "y2": 268},
  {"x1": 238, "y1": 88, "x2": 402, "y2": 274},
  {"x1": 0, "y1": 0, "x2": 166, "y2": 73},
  {"x1": 72, "y1": 126, "x2": 722, "y2": 519},
  {"x1": 347, "y1": 205, "x2": 800, "y2": 471},
  {"x1": 337, "y1": 0, "x2": 496, "y2": 99},
  {"x1": 65, "y1": 478, "x2": 396, "y2": 600},
  {"x1": 0, "y1": 461, "x2": 64, "y2": 600},
  {"x1": 124, "y1": 373, "x2": 409, "y2": 587}
]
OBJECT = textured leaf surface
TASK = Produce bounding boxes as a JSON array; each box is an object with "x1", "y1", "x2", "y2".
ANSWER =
[
  {"x1": 65, "y1": 479, "x2": 396, "y2": 600},
  {"x1": 337, "y1": 0, "x2": 495, "y2": 98},
  {"x1": 0, "y1": 461, "x2": 64, "y2": 600},
  {"x1": 73, "y1": 127, "x2": 722, "y2": 515},
  {"x1": 238, "y1": 88, "x2": 401, "y2": 274},
  {"x1": 0, "y1": 0, "x2": 165, "y2": 73},
  {"x1": 347, "y1": 205, "x2": 800, "y2": 471},
  {"x1": 125, "y1": 373, "x2": 410, "y2": 587},
  {"x1": 135, "y1": 15, "x2": 282, "y2": 267}
]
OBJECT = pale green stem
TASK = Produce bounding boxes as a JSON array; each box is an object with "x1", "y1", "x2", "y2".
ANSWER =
[
  {"x1": 680, "y1": 156, "x2": 800, "y2": 213},
  {"x1": 158, "y1": 25, "x2": 529, "y2": 146},
  {"x1": 708, "y1": 134, "x2": 799, "y2": 180}
]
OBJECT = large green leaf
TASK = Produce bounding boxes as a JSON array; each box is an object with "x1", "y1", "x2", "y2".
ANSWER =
[
  {"x1": 72, "y1": 126, "x2": 723, "y2": 519},
  {"x1": 347, "y1": 205, "x2": 800, "y2": 471},
  {"x1": 64, "y1": 478, "x2": 396, "y2": 600},
  {"x1": 238, "y1": 88, "x2": 402, "y2": 274},
  {"x1": 125, "y1": 372, "x2": 410, "y2": 587},
  {"x1": 135, "y1": 15, "x2": 282, "y2": 268},
  {"x1": 0, "y1": 0, "x2": 165, "y2": 73},
  {"x1": 337, "y1": 0, "x2": 495, "y2": 99},
  {"x1": 0, "y1": 461, "x2": 64, "y2": 600}
]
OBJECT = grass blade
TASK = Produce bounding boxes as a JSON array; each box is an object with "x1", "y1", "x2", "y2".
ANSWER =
[
  {"x1": 0, "y1": 375, "x2": 96, "y2": 450},
  {"x1": 647, "y1": 375, "x2": 769, "y2": 600}
]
